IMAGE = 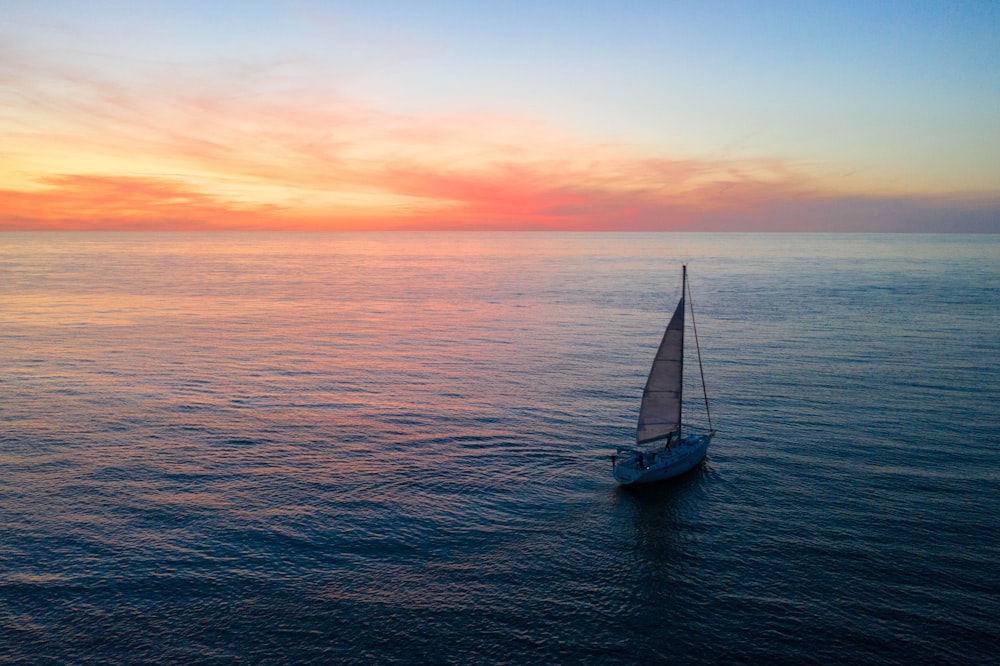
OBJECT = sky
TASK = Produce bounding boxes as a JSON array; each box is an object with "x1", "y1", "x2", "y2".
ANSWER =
[{"x1": 1, "y1": 0, "x2": 998, "y2": 231}]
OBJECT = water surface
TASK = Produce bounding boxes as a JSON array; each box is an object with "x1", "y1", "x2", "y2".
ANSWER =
[{"x1": 1, "y1": 233, "x2": 997, "y2": 663}]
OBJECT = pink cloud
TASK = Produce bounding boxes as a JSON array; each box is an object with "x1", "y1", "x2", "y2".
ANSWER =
[
  {"x1": 0, "y1": 175, "x2": 281, "y2": 230},
  {"x1": 1, "y1": 40, "x2": 997, "y2": 231}
]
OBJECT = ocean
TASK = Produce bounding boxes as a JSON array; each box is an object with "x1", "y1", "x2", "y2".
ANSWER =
[{"x1": 1, "y1": 232, "x2": 997, "y2": 664}]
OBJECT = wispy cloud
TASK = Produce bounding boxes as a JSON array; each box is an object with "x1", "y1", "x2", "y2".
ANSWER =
[
  {"x1": 1, "y1": 36, "x2": 996, "y2": 231},
  {"x1": 0, "y1": 174, "x2": 281, "y2": 230}
]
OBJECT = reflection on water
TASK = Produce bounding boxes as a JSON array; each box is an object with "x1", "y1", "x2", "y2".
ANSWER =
[
  {"x1": 1, "y1": 232, "x2": 998, "y2": 664},
  {"x1": 617, "y1": 464, "x2": 708, "y2": 557}
]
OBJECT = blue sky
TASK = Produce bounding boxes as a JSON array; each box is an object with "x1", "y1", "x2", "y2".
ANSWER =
[{"x1": 2, "y1": 0, "x2": 998, "y2": 229}]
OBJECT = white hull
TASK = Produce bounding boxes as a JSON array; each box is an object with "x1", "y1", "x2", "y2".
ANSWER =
[{"x1": 613, "y1": 433, "x2": 712, "y2": 485}]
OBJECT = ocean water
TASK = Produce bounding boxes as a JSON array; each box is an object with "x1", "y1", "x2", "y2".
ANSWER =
[{"x1": 1, "y1": 232, "x2": 997, "y2": 664}]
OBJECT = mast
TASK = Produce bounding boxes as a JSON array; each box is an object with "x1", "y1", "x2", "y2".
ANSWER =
[
  {"x1": 687, "y1": 266, "x2": 713, "y2": 434},
  {"x1": 679, "y1": 265, "x2": 686, "y2": 439}
]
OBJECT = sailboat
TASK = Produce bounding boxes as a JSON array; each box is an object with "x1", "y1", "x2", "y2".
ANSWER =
[{"x1": 613, "y1": 265, "x2": 714, "y2": 485}]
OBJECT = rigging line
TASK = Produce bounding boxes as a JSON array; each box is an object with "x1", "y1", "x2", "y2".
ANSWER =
[{"x1": 686, "y1": 271, "x2": 713, "y2": 433}]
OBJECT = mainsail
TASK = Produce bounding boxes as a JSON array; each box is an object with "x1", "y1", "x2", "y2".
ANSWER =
[{"x1": 635, "y1": 277, "x2": 685, "y2": 444}]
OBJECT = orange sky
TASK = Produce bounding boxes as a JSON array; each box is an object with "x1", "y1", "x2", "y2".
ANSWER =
[{"x1": 3, "y1": 2, "x2": 998, "y2": 231}]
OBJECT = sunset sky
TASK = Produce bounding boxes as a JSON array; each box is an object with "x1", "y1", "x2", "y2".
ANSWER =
[{"x1": 2, "y1": 0, "x2": 998, "y2": 231}]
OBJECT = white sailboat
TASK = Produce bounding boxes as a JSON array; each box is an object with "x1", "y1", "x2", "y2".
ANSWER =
[{"x1": 613, "y1": 265, "x2": 714, "y2": 485}]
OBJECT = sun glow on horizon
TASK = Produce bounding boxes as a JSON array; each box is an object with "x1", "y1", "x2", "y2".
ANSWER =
[{"x1": 2, "y1": 1, "x2": 998, "y2": 232}]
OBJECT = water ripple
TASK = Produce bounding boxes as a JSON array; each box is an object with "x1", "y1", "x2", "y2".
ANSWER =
[{"x1": 1, "y1": 233, "x2": 998, "y2": 664}]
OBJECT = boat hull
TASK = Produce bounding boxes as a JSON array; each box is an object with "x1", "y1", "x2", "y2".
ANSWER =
[{"x1": 613, "y1": 433, "x2": 712, "y2": 485}]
